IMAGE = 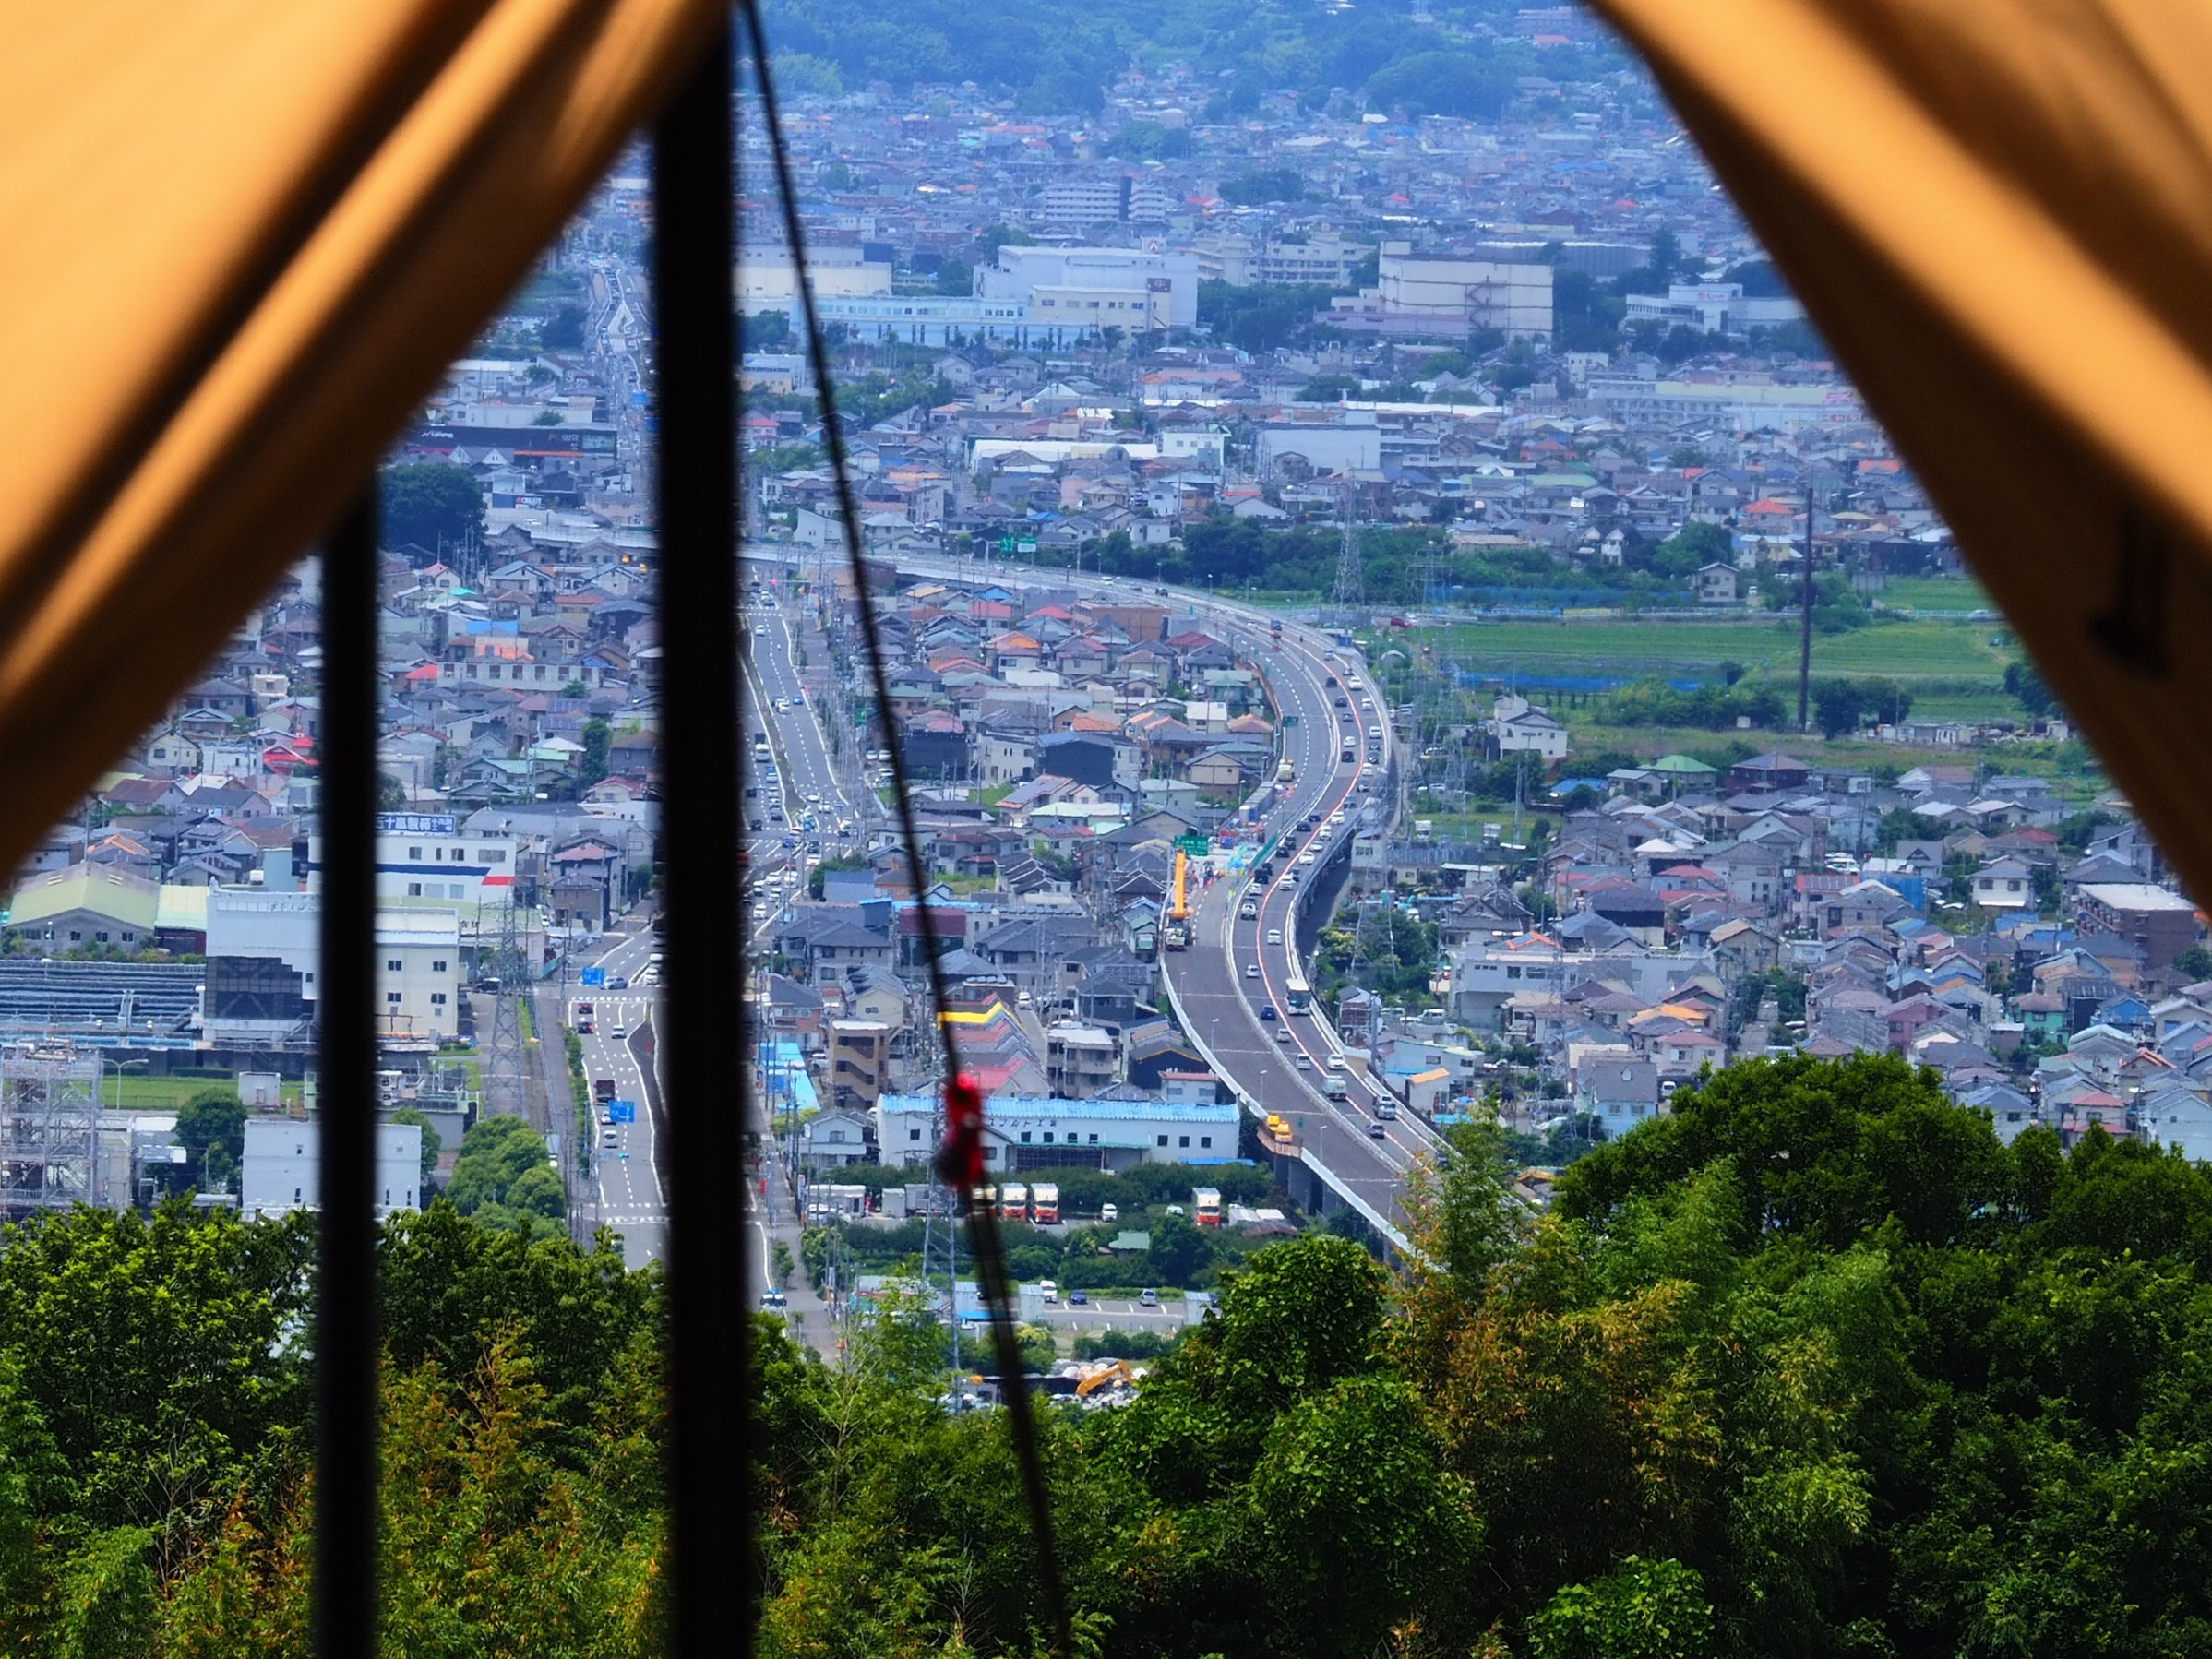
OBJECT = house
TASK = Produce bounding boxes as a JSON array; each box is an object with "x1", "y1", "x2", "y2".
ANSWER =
[
  {"x1": 1971, "y1": 857, "x2": 2035, "y2": 911},
  {"x1": 1487, "y1": 694, "x2": 1571, "y2": 760},
  {"x1": 797, "y1": 1106, "x2": 878, "y2": 1171},
  {"x1": 1692, "y1": 561, "x2": 1739, "y2": 603}
]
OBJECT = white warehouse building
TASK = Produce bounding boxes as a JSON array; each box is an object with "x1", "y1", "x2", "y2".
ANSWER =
[
  {"x1": 875, "y1": 1092, "x2": 1241, "y2": 1175},
  {"x1": 241, "y1": 1116, "x2": 423, "y2": 1220},
  {"x1": 979, "y1": 245, "x2": 1200, "y2": 331},
  {"x1": 204, "y1": 889, "x2": 463, "y2": 1047}
]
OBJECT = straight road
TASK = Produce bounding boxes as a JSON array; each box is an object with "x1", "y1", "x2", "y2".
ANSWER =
[{"x1": 572, "y1": 926, "x2": 664, "y2": 1268}]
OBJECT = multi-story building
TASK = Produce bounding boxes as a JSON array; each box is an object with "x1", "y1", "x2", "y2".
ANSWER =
[
  {"x1": 827, "y1": 1019, "x2": 891, "y2": 1109},
  {"x1": 1037, "y1": 177, "x2": 1177, "y2": 227},
  {"x1": 979, "y1": 245, "x2": 1199, "y2": 331},
  {"x1": 2075, "y1": 883, "x2": 2205, "y2": 970},
  {"x1": 240, "y1": 1117, "x2": 422, "y2": 1220},
  {"x1": 204, "y1": 890, "x2": 461, "y2": 1047},
  {"x1": 875, "y1": 1091, "x2": 1238, "y2": 1174},
  {"x1": 1045, "y1": 1021, "x2": 1119, "y2": 1098}
]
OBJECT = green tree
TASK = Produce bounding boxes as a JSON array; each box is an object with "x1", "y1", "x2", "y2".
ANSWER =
[
  {"x1": 445, "y1": 1114, "x2": 554, "y2": 1215},
  {"x1": 579, "y1": 716, "x2": 611, "y2": 787},
  {"x1": 1529, "y1": 1556, "x2": 1715, "y2": 1659},
  {"x1": 931, "y1": 257, "x2": 973, "y2": 296},
  {"x1": 1145, "y1": 1211, "x2": 1209, "y2": 1286},
  {"x1": 389, "y1": 1105, "x2": 442, "y2": 1192},
  {"x1": 173, "y1": 1088, "x2": 245, "y2": 1189},
  {"x1": 377, "y1": 463, "x2": 484, "y2": 557},
  {"x1": 538, "y1": 303, "x2": 585, "y2": 350}
]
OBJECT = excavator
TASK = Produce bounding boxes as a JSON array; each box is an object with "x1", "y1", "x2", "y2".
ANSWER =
[
  {"x1": 1161, "y1": 849, "x2": 1190, "y2": 952},
  {"x1": 1075, "y1": 1359, "x2": 1141, "y2": 1402}
]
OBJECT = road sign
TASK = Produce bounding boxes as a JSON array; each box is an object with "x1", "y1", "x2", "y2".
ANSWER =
[
  {"x1": 580, "y1": 966, "x2": 606, "y2": 987},
  {"x1": 1174, "y1": 833, "x2": 1211, "y2": 856},
  {"x1": 1016, "y1": 537, "x2": 1038, "y2": 554},
  {"x1": 610, "y1": 1100, "x2": 637, "y2": 1124}
]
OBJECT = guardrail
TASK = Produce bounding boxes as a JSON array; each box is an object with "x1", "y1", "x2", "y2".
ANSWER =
[{"x1": 1158, "y1": 949, "x2": 1408, "y2": 1252}]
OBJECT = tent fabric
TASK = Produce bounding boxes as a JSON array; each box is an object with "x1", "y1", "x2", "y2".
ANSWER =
[
  {"x1": 1588, "y1": 0, "x2": 2212, "y2": 904},
  {"x1": 1, "y1": 1, "x2": 719, "y2": 873}
]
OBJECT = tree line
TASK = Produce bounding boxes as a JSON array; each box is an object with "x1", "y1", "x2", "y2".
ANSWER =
[{"x1": 6, "y1": 1054, "x2": 2212, "y2": 1652}]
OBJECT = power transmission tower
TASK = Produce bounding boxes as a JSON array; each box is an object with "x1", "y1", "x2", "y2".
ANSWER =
[
  {"x1": 480, "y1": 897, "x2": 534, "y2": 1128},
  {"x1": 1332, "y1": 476, "x2": 1365, "y2": 623}
]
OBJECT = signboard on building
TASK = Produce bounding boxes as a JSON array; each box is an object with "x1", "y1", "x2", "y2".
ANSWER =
[{"x1": 377, "y1": 812, "x2": 460, "y2": 836}]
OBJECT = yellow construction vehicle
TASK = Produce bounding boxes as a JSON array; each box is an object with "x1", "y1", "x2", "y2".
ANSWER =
[{"x1": 1162, "y1": 849, "x2": 1191, "y2": 951}]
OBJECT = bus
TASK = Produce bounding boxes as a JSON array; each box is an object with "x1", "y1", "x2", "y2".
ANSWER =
[
  {"x1": 1192, "y1": 1187, "x2": 1222, "y2": 1228},
  {"x1": 998, "y1": 1183, "x2": 1028, "y2": 1223},
  {"x1": 1284, "y1": 969, "x2": 1312, "y2": 1015},
  {"x1": 1030, "y1": 1182, "x2": 1060, "y2": 1224}
]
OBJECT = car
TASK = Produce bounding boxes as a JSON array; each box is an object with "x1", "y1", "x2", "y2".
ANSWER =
[
  {"x1": 609, "y1": 1025, "x2": 628, "y2": 1040},
  {"x1": 1283, "y1": 873, "x2": 1299, "y2": 887},
  {"x1": 1367, "y1": 1121, "x2": 1388, "y2": 1140},
  {"x1": 1259, "y1": 1003, "x2": 1277, "y2": 1020},
  {"x1": 1245, "y1": 963, "x2": 1260, "y2": 978},
  {"x1": 1069, "y1": 1288, "x2": 1090, "y2": 1306},
  {"x1": 1294, "y1": 1055, "x2": 1312, "y2": 1070},
  {"x1": 607, "y1": 975, "x2": 628, "y2": 990},
  {"x1": 1166, "y1": 1205, "x2": 1184, "y2": 1216},
  {"x1": 763, "y1": 1288, "x2": 787, "y2": 1308},
  {"x1": 1326, "y1": 1055, "x2": 1345, "y2": 1070},
  {"x1": 599, "y1": 1109, "x2": 615, "y2": 1126},
  {"x1": 1275, "y1": 1029, "x2": 1294, "y2": 1045},
  {"x1": 601, "y1": 1128, "x2": 618, "y2": 1146},
  {"x1": 1266, "y1": 929, "x2": 1283, "y2": 946},
  {"x1": 1298, "y1": 852, "x2": 1318, "y2": 865},
  {"x1": 1239, "y1": 903, "x2": 1258, "y2": 919},
  {"x1": 1139, "y1": 1287, "x2": 1160, "y2": 1307},
  {"x1": 1099, "y1": 1203, "x2": 1119, "y2": 1223}
]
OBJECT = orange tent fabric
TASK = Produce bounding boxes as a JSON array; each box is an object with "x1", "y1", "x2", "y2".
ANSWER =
[
  {"x1": 1, "y1": 2, "x2": 718, "y2": 870},
  {"x1": 1589, "y1": 0, "x2": 2212, "y2": 900}
]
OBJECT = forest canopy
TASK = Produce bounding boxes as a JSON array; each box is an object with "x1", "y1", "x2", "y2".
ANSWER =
[{"x1": 5, "y1": 1056, "x2": 2212, "y2": 1653}]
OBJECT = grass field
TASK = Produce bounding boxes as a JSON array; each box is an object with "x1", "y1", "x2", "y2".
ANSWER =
[
  {"x1": 106, "y1": 1074, "x2": 305, "y2": 1112},
  {"x1": 1874, "y1": 576, "x2": 1994, "y2": 614},
  {"x1": 1411, "y1": 615, "x2": 2019, "y2": 696}
]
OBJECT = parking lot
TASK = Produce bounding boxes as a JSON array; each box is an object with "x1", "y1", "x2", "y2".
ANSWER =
[{"x1": 1016, "y1": 1292, "x2": 1207, "y2": 1330}]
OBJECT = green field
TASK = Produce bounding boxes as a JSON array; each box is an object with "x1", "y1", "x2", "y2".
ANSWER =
[
  {"x1": 1410, "y1": 615, "x2": 2019, "y2": 695},
  {"x1": 106, "y1": 1074, "x2": 305, "y2": 1112},
  {"x1": 1874, "y1": 575, "x2": 1994, "y2": 614}
]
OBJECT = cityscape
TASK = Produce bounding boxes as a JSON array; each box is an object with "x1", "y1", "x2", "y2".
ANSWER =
[{"x1": 6, "y1": 3, "x2": 2212, "y2": 1653}]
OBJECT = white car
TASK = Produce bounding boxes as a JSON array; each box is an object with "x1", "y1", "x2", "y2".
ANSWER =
[
  {"x1": 1266, "y1": 929, "x2": 1283, "y2": 946},
  {"x1": 1326, "y1": 1055, "x2": 1345, "y2": 1071},
  {"x1": 1298, "y1": 852, "x2": 1318, "y2": 865},
  {"x1": 1294, "y1": 1055, "x2": 1312, "y2": 1070},
  {"x1": 1245, "y1": 963, "x2": 1260, "y2": 978}
]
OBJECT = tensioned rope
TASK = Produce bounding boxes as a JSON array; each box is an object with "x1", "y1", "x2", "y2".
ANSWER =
[{"x1": 735, "y1": 6, "x2": 1072, "y2": 1652}]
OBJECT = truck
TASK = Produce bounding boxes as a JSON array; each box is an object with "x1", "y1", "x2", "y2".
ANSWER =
[
  {"x1": 592, "y1": 1078, "x2": 616, "y2": 1104},
  {"x1": 1192, "y1": 1187, "x2": 1222, "y2": 1227},
  {"x1": 1413, "y1": 819, "x2": 1434, "y2": 843},
  {"x1": 1275, "y1": 758, "x2": 1295, "y2": 784},
  {"x1": 1031, "y1": 1182, "x2": 1060, "y2": 1224},
  {"x1": 998, "y1": 1182, "x2": 1028, "y2": 1223}
]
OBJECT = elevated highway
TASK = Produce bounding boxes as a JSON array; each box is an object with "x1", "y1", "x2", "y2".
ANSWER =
[{"x1": 743, "y1": 549, "x2": 1432, "y2": 1247}]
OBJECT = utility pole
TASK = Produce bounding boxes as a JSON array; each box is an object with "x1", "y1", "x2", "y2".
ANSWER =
[{"x1": 1798, "y1": 486, "x2": 1817, "y2": 734}]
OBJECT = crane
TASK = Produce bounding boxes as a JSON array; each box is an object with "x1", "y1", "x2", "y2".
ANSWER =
[{"x1": 1162, "y1": 849, "x2": 1191, "y2": 951}]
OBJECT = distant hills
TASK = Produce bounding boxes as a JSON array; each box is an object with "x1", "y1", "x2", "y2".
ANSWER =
[{"x1": 761, "y1": 0, "x2": 1619, "y2": 116}]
